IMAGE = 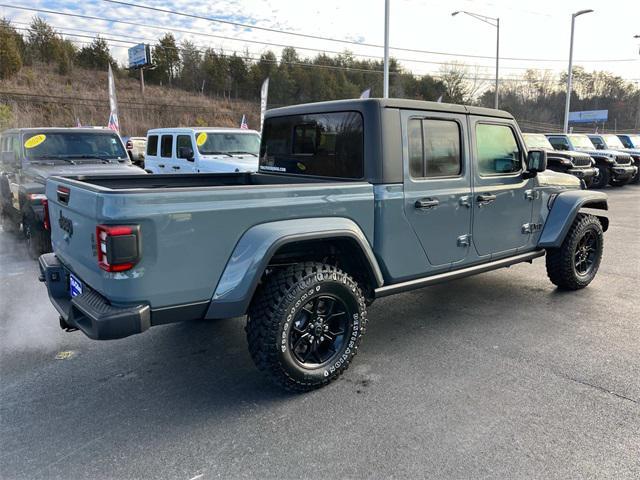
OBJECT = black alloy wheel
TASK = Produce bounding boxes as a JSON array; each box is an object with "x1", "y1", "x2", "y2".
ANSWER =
[{"x1": 289, "y1": 295, "x2": 351, "y2": 368}]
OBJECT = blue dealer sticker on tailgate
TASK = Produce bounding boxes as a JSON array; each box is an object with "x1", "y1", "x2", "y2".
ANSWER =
[{"x1": 70, "y1": 274, "x2": 83, "y2": 297}]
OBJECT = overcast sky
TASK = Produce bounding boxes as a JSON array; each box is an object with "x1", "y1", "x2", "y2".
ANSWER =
[{"x1": 2, "y1": 0, "x2": 639, "y2": 83}]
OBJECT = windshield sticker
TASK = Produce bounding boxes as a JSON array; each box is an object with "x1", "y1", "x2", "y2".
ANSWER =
[
  {"x1": 196, "y1": 132, "x2": 208, "y2": 146},
  {"x1": 24, "y1": 134, "x2": 46, "y2": 149}
]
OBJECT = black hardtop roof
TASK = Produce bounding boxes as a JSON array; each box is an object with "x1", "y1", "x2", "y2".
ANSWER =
[
  {"x1": 2, "y1": 127, "x2": 118, "y2": 135},
  {"x1": 266, "y1": 98, "x2": 513, "y2": 119}
]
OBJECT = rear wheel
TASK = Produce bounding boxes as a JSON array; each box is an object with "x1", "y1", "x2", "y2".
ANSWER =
[
  {"x1": 545, "y1": 214, "x2": 603, "y2": 290},
  {"x1": 247, "y1": 262, "x2": 367, "y2": 392},
  {"x1": 592, "y1": 165, "x2": 609, "y2": 189}
]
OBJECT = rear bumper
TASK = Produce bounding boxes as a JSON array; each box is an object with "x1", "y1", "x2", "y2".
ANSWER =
[
  {"x1": 567, "y1": 167, "x2": 598, "y2": 180},
  {"x1": 38, "y1": 253, "x2": 150, "y2": 340}
]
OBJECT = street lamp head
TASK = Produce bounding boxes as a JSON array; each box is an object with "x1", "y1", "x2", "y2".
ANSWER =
[{"x1": 573, "y1": 9, "x2": 594, "y2": 17}]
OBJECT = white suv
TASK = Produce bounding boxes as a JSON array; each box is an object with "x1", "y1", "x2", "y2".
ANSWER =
[{"x1": 145, "y1": 127, "x2": 260, "y2": 174}]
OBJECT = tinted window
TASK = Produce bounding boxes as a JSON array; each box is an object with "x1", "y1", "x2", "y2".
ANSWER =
[
  {"x1": 408, "y1": 119, "x2": 461, "y2": 178},
  {"x1": 260, "y1": 111, "x2": 364, "y2": 179},
  {"x1": 177, "y1": 135, "x2": 193, "y2": 158},
  {"x1": 476, "y1": 124, "x2": 522, "y2": 175},
  {"x1": 147, "y1": 135, "x2": 158, "y2": 156},
  {"x1": 590, "y1": 136, "x2": 604, "y2": 148},
  {"x1": 548, "y1": 136, "x2": 570, "y2": 151},
  {"x1": 22, "y1": 132, "x2": 127, "y2": 161},
  {"x1": 161, "y1": 135, "x2": 173, "y2": 158}
]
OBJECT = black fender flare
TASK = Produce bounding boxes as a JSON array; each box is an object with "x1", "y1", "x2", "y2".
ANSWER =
[{"x1": 538, "y1": 190, "x2": 608, "y2": 248}]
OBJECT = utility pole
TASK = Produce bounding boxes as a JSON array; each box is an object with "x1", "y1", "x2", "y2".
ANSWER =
[
  {"x1": 139, "y1": 68, "x2": 145, "y2": 95},
  {"x1": 563, "y1": 9, "x2": 594, "y2": 133},
  {"x1": 383, "y1": 0, "x2": 390, "y2": 98}
]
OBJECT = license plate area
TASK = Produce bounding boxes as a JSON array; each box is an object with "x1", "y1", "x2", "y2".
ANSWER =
[{"x1": 69, "y1": 273, "x2": 83, "y2": 298}]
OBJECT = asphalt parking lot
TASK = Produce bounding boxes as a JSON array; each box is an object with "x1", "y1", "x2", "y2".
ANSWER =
[{"x1": 1, "y1": 185, "x2": 639, "y2": 479}]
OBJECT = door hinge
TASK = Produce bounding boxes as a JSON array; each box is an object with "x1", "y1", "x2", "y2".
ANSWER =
[
  {"x1": 458, "y1": 196, "x2": 471, "y2": 208},
  {"x1": 522, "y1": 223, "x2": 543, "y2": 234},
  {"x1": 524, "y1": 189, "x2": 538, "y2": 200},
  {"x1": 457, "y1": 234, "x2": 472, "y2": 247}
]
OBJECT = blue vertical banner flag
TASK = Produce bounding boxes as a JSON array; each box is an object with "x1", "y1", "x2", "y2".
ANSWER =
[
  {"x1": 107, "y1": 64, "x2": 120, "y2": 133},
  {"x1": 260, "y1": 78, "x2": 269, "y2": 132},
  {"x1": 240, "y1": 115, "x2": 248, "y2": 129}
]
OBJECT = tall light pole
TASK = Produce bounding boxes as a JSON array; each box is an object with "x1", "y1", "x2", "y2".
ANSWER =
[
  {"x1": 383, "y1": 0, "x2": 390, "y2": 98},
  {"x1": 563, "y1": 9, "x2": 594, "y2": 133},
  {"x1": 452, "y1": 10, "x2": 499, "y2": 109}
]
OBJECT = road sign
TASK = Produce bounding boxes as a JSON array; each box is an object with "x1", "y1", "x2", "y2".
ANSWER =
[
  {"x1": 128, "y1": 44, "x2": 151, "y2": 69},
  {"x1": 568, "y1": 110, "x2": 608, "y2": 123}
]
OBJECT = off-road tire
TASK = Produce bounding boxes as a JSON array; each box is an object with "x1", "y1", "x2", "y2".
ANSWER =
[
  {"x1": 23, "y1": 213, "x2": 50, "y2": 259},
  {"x1": 246, "y1": 262, "x2": 367, "y2": 392},
  {"x1": 631, "y1": 164, "x2": 640, "y2": 184},
  {"x1": 545, "y1": 214, "x2": 603, "y2": 290},
  {"x1": 592, "y1": 165, "x2": 610, "y2": 189}
]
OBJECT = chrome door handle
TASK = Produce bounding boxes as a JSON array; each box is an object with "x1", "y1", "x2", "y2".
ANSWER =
[
  {"x1": 459, "y1": 196, "x2": 471, "y2": 208},
  {"x1": 477, "y1": 194, "x2": 496, "y2": 206},
  {"x1": 415, "y1": 198, "x2": 439, "y2": 209}
]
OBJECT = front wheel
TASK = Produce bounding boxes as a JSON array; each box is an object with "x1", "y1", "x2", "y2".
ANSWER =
[
  {"x1": 592, "y1": 165, "x2": 610, "y2": 189},
  {"x1": 247, "y1": 262, "x2": 367, "y2": 392},
  {"x1": 545, "y1": 214, "x2": 603, "y2": 290}
]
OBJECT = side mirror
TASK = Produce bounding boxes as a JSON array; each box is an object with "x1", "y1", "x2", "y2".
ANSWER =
[
  {"x1": 524, "y1": 149, "x2": 547, "y2": 178},
  {"x1": 178, "y1": 147, "x2": 194, "y2": 161},
  {"x1": 0, "y1": 151, "x2": 18, "y2": 168}
]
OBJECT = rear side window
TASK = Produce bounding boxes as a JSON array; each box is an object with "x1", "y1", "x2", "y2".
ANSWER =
[
  {"x1": 408, "y1": 119, "x2": 462, "y2": 178},
  {"x1": 147, "y1": 135, "x2": 158, "y2": 156},
  {"x1": 260, "y1": 111, "x2": 364, "y2": 179},
  {"x1": 161, "y1": 135, "x2": 173, "y2": 158},
  {"x1": 476, "y1": 124, "x2": 522, "y2": 175}
]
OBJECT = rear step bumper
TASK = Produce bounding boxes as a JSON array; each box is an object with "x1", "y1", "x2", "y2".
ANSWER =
[{"x1": 38, "y1": 253, "x2": 150, "y2": 340}]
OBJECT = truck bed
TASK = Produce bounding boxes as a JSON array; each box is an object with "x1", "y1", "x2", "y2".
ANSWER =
[
  {"x1": 45, "y1": 172, "x2": 375, "y2": 310},
  {"x1": 60, "y1": 172, "x2": 342, "y2": 191}
]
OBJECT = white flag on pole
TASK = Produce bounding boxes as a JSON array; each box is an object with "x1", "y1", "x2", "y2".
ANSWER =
[
  {"x1": 107, "y1": 64, "x2": 120, "y2": 133},
  {"x1": 436, "y1": 95, "x2": 443, "y2": 103},
  {"x1": 260, "y1": 78, "x2": 269, "y2": 132},
  {"x1": 360, "y1": 88, "x2": 371, "y2": 99}
]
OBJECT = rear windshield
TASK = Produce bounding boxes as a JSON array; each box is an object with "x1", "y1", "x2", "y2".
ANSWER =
[
  {"x1": 22, "y1": 131, "x2": 127, "y2": 162},
  {"x1": 196, "y1": 132, "x2": 260, "y2": 156},
  {"x1": 260, "y1": 111, "x2": 364, "y2": 179}
]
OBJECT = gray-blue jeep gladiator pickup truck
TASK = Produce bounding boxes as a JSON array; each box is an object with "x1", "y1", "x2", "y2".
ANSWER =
[{"x1": 39, "y1": 99, "x2": 609, "y2": 391}]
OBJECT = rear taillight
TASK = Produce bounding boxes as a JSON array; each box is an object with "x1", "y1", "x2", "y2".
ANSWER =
[
  {"x1": 126, "y1": 140, "x2": 133, "y2": 149},
  {"x1": 42, "y1": 199, "x2": 50, "y2": 231},
  {"x1": 96, "y1": 224, "x2": 141, "y2": 272}
]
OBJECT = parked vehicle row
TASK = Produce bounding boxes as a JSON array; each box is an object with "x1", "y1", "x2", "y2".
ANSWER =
[
  {"x1": 522, "y1": 132, "x2": 638, "y2": 188},
  {"x1": 0, "y1": 128, "x2": 145, "y2": 257},
  {"x1": 38, "y1": 98, "x2": 610, "y2": 392}
]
